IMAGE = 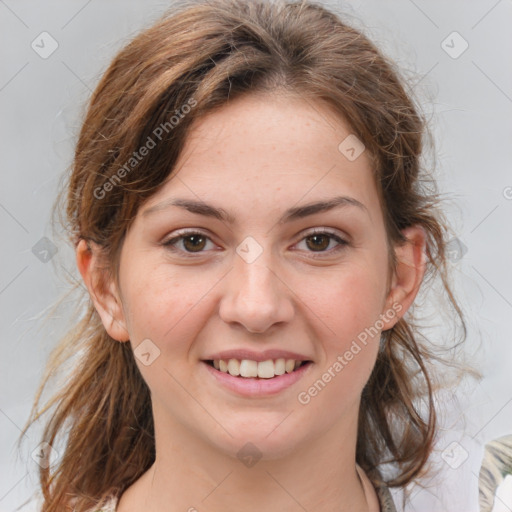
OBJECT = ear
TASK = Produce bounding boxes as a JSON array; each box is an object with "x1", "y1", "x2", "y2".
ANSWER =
[
  {"x1": 381, "y1": 226, "x2": 427, "y2": 330},
  {"x1": 76, "y1": 239, "x2": 129, "y2": 342}
]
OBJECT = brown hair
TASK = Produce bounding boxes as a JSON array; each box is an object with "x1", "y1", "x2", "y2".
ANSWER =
[{"x1": 20, "y1": 0, "x2": 466, "y2": 510}]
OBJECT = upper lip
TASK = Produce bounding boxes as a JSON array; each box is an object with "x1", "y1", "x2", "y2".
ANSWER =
[{"x1": 203, "y1": 349, "x2": 312, "y2": 363}]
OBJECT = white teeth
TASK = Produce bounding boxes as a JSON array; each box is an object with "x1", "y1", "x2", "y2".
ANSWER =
[
  {"x1": 257, "y1": 359, "x2": 275, "y2": 379},
  {"x1": 239, "y1": 359, "x2": 258, "y2": 377},
  {"x1": 285, "y1": 359, "x2": 295, "y2": 373},
  {"x1": 227, "y1": 358, "x2": 240, "y2": 376},
  {"x1": 211, "y1": 357, "x2": 306, "y2": 378},
  {"x1": 274, "y1": 358, "x2": 286, "y2": 375}
]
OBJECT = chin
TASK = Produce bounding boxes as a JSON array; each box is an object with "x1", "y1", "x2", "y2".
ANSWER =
[{"x1": 205, "y1": 420, "x2": 310, "y2": 463}]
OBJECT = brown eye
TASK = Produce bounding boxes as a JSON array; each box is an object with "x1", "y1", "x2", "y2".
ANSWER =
[
  {"x1": 294, "y1": 230, "x2": 348, "y2": 256},
  {"x1": 305, "y1": 234, "x2": 331, "y2": 251},
  {"x1": 182, "y1": 234, "x2": 207, "y2": 252},
  {"x1": 163, "y1": 231, "x2": 215, "y2": 254}
]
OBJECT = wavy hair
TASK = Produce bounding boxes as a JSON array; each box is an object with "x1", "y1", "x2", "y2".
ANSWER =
[{"x1": 20, "y1": 1, "x2": 466, "y2": 510}]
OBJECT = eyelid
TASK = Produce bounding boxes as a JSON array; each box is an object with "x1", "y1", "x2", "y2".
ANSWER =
[
  {"x1": 298, "y1": 226, "x2": 348, "y2": 239},
  {"x1": 162, "y1": 227, "x2": 211, "y2": 240}
]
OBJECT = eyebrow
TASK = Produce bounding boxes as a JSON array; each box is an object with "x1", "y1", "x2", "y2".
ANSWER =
[{"x1": 142, "y1": 195, "x2": 368, "y2": 223}]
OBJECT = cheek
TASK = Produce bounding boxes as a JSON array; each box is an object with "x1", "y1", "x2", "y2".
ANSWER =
[
  {"x1": 295, "y1": 261, "x2": 388, "y2": 393},
  {"x1": 120, "y1": 262, "x2": 218, "y2": 350},
  {"x1": 304, "y1": 263, "x2": 388, "y2": 341},
  {"x1": 120, "y1": 265, "x2": 221, "y2": 393}
]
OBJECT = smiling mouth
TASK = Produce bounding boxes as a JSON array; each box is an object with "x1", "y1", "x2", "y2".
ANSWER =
[{"x1": 203, "y1": 358, "x2": 312, "y2": 379}]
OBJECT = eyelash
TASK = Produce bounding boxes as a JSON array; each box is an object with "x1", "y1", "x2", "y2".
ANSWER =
[{"x1": 162, "y1": 228, "x2": 349, "y2": 258}]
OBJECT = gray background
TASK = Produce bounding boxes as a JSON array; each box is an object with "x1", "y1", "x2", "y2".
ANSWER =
[{"x1": 1, "y1": 1, "x2": 511, "y2": 511}]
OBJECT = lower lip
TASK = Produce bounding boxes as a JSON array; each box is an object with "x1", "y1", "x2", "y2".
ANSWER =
[{"x1": 202, "y1": 361, "x2": 313, "y2": 397}]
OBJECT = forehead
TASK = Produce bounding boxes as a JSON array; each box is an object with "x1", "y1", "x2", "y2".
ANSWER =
[{"x1": 143, "y1": 93, "x2": 379, "y2": 219}]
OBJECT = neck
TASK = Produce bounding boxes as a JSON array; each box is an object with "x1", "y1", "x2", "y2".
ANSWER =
[{"x1": 118, "y1": 412, "x2": 373, "y2": 512}]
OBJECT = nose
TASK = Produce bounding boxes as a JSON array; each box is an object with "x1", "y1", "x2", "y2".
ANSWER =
[{"x1": 218, "y1": 253, "x2": 295, "y2": 334}]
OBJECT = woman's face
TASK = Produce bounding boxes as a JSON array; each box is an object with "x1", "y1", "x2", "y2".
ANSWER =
[{"x1": 105, "y1": 93, "x2": 404, "y2": 460}]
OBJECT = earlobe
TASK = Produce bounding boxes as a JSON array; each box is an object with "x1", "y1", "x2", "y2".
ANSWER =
[
  {"x1": 76, "y1": 239, "x2": 130, "y2": 342},
  {"x1": 382, "y1": 226, "x2": 427, "y2": 330}
]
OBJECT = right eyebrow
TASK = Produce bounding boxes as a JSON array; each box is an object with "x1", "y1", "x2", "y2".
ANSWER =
[{"x1": 142, "y1": 198, "x2": 236, "y2": 223}]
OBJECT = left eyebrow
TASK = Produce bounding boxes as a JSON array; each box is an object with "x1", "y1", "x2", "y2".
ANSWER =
[
  {"x1": 279, "y1": 196, "x2": 368, "y2": 223},
  {"x1": 141, "y1": 195, "x2": 368, "y2": 223}
]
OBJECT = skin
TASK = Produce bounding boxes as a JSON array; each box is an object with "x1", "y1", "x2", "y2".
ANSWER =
[{"x1": 77, "y1": 92, "x2": 426, "y2": 512}]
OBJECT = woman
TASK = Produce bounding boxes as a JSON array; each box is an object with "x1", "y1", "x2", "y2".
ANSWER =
[{"x1": 21, "y1": 1, "x2": 465, "y2": 510}]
